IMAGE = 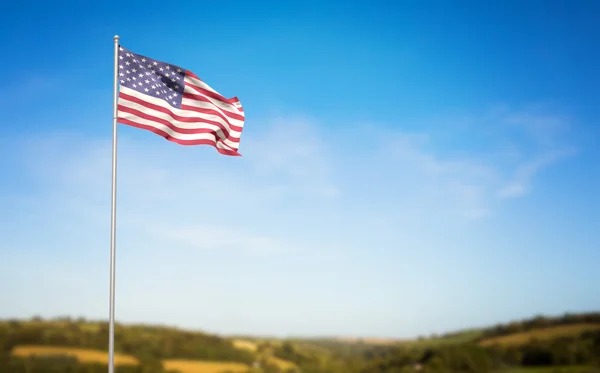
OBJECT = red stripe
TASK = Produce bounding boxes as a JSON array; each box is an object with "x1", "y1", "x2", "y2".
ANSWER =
[
  {"x1": 178, "y1": 103, "x2": 243, "y2": 132},
  {"x1": 182, "y1": 90, "x2": 245, "y2": 122},
  {"x1": 117, "y1": 104, "x2": 240, "y2": 144},
  {"x1": 119, "y1": 92, "x2": 241, "y2": 139},
  {"x1": 185, "y1": 78, "x2": 239, "y2": 106},
  {"x1": 118, "y1": 117, "x2": 242, "y2": 156}
]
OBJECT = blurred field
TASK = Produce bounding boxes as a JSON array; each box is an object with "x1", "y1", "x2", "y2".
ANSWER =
[
  {"x1": 479, "y1": 323, "x2": 600, "y2": 347},
  {"x1": 268, "y1": 356, "x2": 297, "y2": 371},
  {"x1": 503, "y1": 365, "x2": 598, "y2": 373},
  {"x1": 397, "y1": 330, "x2": 485, "y2": 348},
  {"x1": 232, "y1": 339, "x2": 258, "y2": 352},
  {"x1": 11, "y1": 345, "x2": 138, "y2": 366},
  {"x1": 162, "y1": 359, "x2": 249, "y2": 373},
  {"x1": 336, "y1": 337, "x2": 401, "y2": 345}
]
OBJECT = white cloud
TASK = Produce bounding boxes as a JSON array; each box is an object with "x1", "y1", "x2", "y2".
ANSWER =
[
  {"x1": 0, "y1": 104, "x2": 581, "y2": 335},
  {"x1": 498, "y1": 147, "x2": 577, "y2": 199}
]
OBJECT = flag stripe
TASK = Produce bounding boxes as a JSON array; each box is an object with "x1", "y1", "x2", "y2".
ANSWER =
[
  {"x1": 118, "y1": 87, "x2": 241, "y2": 151},
  {"x1": 119, "y1": 90, "x2": 242, "y2": 137},
  {"x1": 181, "y1": 92, "x2": 245, "y2": 123},
  {"x1": 118, "y1": 114, "x2": 240, "y2": 154},
  {"x1": 183, "y1": 82, "x2": 244, "y2": 121},
  {"x1": 119, "y1": 118, "x2": 240, "y2": 156},
  {"x1": 118, "y1": 104, "x2": 240, "y2": 142},
  {"x1": 186, "y1": 74, "x2": 240, "y2": 105}
]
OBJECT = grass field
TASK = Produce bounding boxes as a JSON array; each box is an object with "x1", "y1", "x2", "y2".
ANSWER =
[
  {"x1": 479, "y1": 323, "x2": 600, "y2": 347},
  {"x1": 162, "y1": 359, "x2": 249, "y2": 373},
  {"x1": 268, "y1": 356, "x2": 297, "y2": 371},
  {"x1": 231, "y1": 338, "x2": 297, "y2": 370},
  {"x1": 395, "y1": 329, "x2": 485, "y2": 349},
  {"x1": 336, "y1": 337, "x2": 402, "y2": 345},
  {"x1": 11, "y1": 345, "x2": 138, "y2": 366},
  {"x1": 232, "y1": 339, "x2": 258, "y2": 352}
]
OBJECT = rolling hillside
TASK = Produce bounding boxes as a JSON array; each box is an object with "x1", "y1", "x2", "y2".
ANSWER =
[{"x1": 1, "y1": 313, "x2": 600, "y2": 373}]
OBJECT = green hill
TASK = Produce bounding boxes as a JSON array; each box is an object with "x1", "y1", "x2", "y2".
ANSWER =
[{"x1": 1, "y1": 313, "x2": 600, "y2": 373}]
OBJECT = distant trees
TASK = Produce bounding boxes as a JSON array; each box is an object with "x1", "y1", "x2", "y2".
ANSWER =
[
  {"x1": 479, "y1": 312, "x2": 600, "y2": 340},
  {"x1": 2, "y1": 313, "x2": 600, "y2": 373}
]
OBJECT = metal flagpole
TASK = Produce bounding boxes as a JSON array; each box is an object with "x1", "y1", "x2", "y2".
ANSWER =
[{"x1": 108, "y1": 34, "x2": 120, "y2": 373}]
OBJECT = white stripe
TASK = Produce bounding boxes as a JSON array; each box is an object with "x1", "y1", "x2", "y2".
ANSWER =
[
  {"x1": 186, "y1": 75, "x2": 220, "y2": 95},
  {"x1": 180, "y1": 97, "x2": 244, "y2": 128},
  {"x1": 118, "y1": 91, "x2": 241, "y2": 149},
  {"x1": 119, "y1": 109, "x2": 241, "y2": 150},
  {"x1": 186, "y1": 75, "x2": 242, "y2": 108},
  {"x1": 119, "y1": 88, "x2": 242, "y2": 138},
  {"x1": 120, "y1": 86, "x2": 244, "y2": 127},
  {"x1": 184, "y1": 76, "x2": 245, "y2": 120}
]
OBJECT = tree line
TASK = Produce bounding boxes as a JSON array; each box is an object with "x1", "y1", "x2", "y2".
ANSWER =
[{"x1": 2, "y1": 313, "x2": 600, "y2": 373}]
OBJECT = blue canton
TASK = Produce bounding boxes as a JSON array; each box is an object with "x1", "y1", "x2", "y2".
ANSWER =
[{"x1": 118, "y1": 46, "x2": 186, "y2": 109}]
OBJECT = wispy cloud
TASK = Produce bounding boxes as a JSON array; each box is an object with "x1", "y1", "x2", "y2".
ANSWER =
[
  {"x1": 498, "y1": 147, "x2": 577, "y2": 199},
  {"x1": 493, "y1": 104, "x2": 577, "y2": 199},
  {"x1": 0, "y1": 103, "x2": 582, "y2": 335}
]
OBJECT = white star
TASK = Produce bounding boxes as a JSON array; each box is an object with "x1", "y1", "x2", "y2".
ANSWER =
[
  {"x1": 153, "y1": 61, "x2": 158, "y2": 65},
  {"x1": 126, "y1": 70, "x2": 130, "y2": 74},
  {"x1": 132, "y1": 84, "x2": 137, "y2": 88},
  {"x1": 147, "y1": 64, "x2": 152, "y2": 68},
  {"x1": 119, "y1": 65, "x2": 123, "y2": 69},
  {"x1": 159, "y1": 67, "x2": 164, "y2": 71},
  {"x1": 119, "y1": 47, "x2": 123, "y2": 51},
  {"x1": 156, "y1": 91, "x2": 160, "y2": 95},
  {"x1": 144, "y1": 88, "x2": 149, "y2": 92},
  {"x1": 177, "y1": 68, "x2": 182, "y2": 72},
  {"x1": 165, "y1": 72, "x2": 170, "y2": 77},
  {"x1": 127, "y1": 78, "x2": 131, "y2": 81},
  {"x1": 133, "y1": 59, "x2": 138, "y2": 63},
  {"x1": 145, "y1": 72, "x2": 151, "y2": 76},
  {"x1": 138, "y1": 65, "x2": 145, "y2": 70},
  {"x1": 120, "y1": 80, "x2": 125, "y2": 84},
  {"x1": 171, "y1": 78, "x2": 176, "y2": 83},
  {"x1": 132, "y1": 76, "x2": 137, "y2": 80},
  {"x1": 132, "y1": 68, "x2": 137, "y2": 73},
  {"x1": 138, "y1": 73, "x2": 144, "y2": 78},
  {"x1": 166, "y1": 66, "x2": 171, "y2": 70},
  {"x1": 126, "y1": 53, "x2": 131, "y2": 57},
  {"x1": 173, "y1": 93, "x2": 178, "y2": 97},
  {"x1": 119, "y1": 56, "x2": 123, "y2": 60},
  {"x1": 172, "y1": 101, "x2": 176, "y2": 105},
  {"x1": 141, "y1": 58, "x2": 146, "y2": 62},
  {"x1": 125, "y1": 61, "x2": 130, "y2": 65}
]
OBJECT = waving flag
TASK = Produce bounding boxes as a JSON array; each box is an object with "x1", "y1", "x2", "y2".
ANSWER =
[{"x1": 116, "y1": 46, "x2": 245, "y2": 156}]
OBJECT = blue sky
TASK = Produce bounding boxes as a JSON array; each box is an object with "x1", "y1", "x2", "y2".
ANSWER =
[{"x1": 0, "y1": 0, "x2": 599, "y2": 339}]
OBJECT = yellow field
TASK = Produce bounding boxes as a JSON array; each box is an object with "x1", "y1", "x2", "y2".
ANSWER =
[
  {"x1": 162, "y1": 359, "x2": 249, "y2": 373},
  {"x1": 232, "y1": 339, "x2": 258, "y2": 352},
  {"x1": 336, "y1": 337, "x2": 402, "y2": 345},
  {"x1": 11, "y1": 345, "x2": 138, "y2": 366},
  {"x1": 479, "y1": 323, "x2": 600, "y2": 347},
  {"x1": 268, "y1": 356, "x2": 297, "y2": 371}
]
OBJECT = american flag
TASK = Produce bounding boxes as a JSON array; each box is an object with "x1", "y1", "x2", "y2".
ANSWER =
[{"x1": 116, "y1": 46, "x2": 245, "y2": 156}]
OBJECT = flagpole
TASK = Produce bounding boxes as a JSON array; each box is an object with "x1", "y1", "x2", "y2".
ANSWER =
[{"x1": 108, "y1": 34, "x2": 120, "y2": 373}]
